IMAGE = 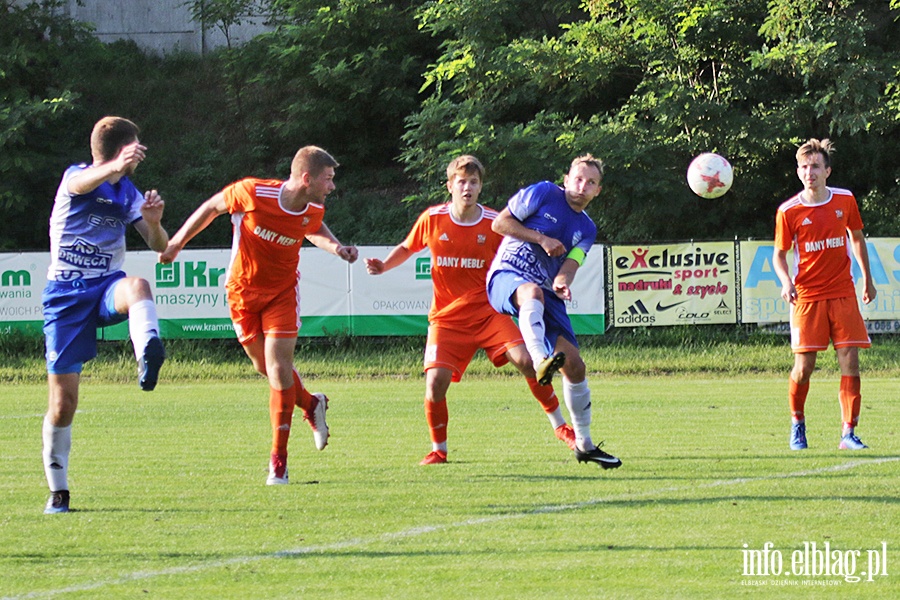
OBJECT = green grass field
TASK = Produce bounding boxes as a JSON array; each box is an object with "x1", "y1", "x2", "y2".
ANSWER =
[{"x1": 1, "y1": 369, "x2": 898, "y2": 598}]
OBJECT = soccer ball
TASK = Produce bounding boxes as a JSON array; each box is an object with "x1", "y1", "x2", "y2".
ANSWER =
[{"x1": 687, "y1": 153, "x2": 733, "y2": 199}]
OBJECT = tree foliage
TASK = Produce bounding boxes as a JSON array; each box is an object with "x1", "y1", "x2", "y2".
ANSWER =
[
  {"x1": 0, "y1": 0, "x2": 93, "y2": 248},
  {"x1": 403, "y1": 0, "x2": 900, "y2": 241},
  {"x1": 2, "y1": 0, "x2": 900, "y2": 250}
]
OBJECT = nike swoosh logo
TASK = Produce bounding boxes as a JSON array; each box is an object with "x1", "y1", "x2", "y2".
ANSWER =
[{"x1": 656, "y1": 301, "x2": 688, "y2": 311}]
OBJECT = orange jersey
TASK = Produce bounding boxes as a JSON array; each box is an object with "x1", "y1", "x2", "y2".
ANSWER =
[
  {"x1": 774, "y1": 187, "x2": 862, "y2": 302},
  {"x1": 223, "y1": 177, "x2": 325, "y2": 296},
  {"x1": 404, "y1": 204, "x2": 502, "y2": 327}
]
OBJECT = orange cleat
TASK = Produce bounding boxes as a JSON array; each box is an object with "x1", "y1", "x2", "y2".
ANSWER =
[
  {"x1": 554, "y1": 424, "x2": 577, "y2": 451},
  {"x1": 419, "y1": 450, "x2": 448, "y2": 465}
]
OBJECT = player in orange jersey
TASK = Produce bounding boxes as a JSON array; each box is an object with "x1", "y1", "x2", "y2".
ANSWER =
[
  {"x1": 159, "y1": 146, "x2": 358, "y2": 484},
  {"x1": 365, "y1": 155, "x2": 576, "y2": 465},
  {"x1": 773, "y1": 138, "x2": 876, "y2": 451}
]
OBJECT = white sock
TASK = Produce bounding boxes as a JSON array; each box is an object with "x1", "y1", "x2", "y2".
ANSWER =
[
  {"x1": 518, "y1": 298, "x2": 550, "y2": 366},
  {"x1": 563, "y1": 377, "x2": 593, "y2": 450},
  {"x1": 433, "y1": 441, "x2": 447, "y2": 453},
  {"x1": 128, "y1": 299, "x2": 160, "y2": 359},
  {"x1": 42, "y1": 415, "x2": 71, "y2": 492},
  {"x1": 547, "y1": 407, "x2": 566, "y2": 429}
]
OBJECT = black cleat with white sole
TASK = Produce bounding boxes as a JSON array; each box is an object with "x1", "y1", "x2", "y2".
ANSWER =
[{"x1": 575, "y1": 444, "x2": 622, "y2": 469}]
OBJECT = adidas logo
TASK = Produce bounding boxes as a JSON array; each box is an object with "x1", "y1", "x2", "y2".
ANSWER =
[
  {"x1": 617, "y1": 299, "x2": 655, "y2": 325},
  {"x1": 802, "y1": 217, "x2": 813, "y2": 226},
  {"x1": 439, "y1": 233, "x2": 450, "y2": 241},
  {"x1": 622, "y1": 300, "x2": 650, "y2": 315}
]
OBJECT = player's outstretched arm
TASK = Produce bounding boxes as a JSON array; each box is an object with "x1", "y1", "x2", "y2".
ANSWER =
[
  {"x1": 158, "y1": 192, "x2": 227, "y2": 264},
  {"x1": 492, "y1": 207, "x2": 565, "y2": 257},
  {"x1": 306, "y1": 223, "x2": 358, "y2": 263},
  {"x1": 365, "y1": 244, "x2": 413, "y2": 275},
  {"x1": 135, "y1": 190, "x2": 169, "y2": 252}
]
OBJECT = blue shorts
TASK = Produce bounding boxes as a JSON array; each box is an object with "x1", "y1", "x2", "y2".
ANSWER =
[
  {"x1": 487, "y1": 270, "x2": 578, "y2": 350},
  {"x1": 42, "y1": 272, "x2": 128, "y2": 374}
]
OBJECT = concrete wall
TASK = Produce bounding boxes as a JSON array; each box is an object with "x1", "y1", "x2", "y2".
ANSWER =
[{"x1": 47, "y1": 0, "x2": 274, "y2": 54}]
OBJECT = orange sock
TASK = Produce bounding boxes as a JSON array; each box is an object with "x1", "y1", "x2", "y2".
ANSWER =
[
  {"x1": 839, "y1": 375, "x2": 861, "y2": 429},
  {"x1": 292, "y1": 369, "x2": 315, "y2": 413},
  {"x1": 526, "y1": 377, "x2": 559, "y2": 413},
  {"x1": 789, "y1": 379, "x2": 809, "y2": 422},
  {"x1": 424, "y1": 398, "x2": 448, "y2": 445},
  {"x1": 270, "y1": 386, "x2": 295, "y2": 456}
]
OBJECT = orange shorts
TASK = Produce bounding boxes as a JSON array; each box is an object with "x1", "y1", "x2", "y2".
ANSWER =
[
  {"x1": 227, "y1": 285, "x2": 300, "y2": 344},
  {"x1": 790, "y1": 296, "x2": 870, "y2": 353},
  {"x1": 424, "y1": 313, "x2": 523, "y2": 382}
]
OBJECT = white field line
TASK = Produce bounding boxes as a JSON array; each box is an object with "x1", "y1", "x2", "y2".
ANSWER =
[{"x1": 6, "y1": 456, "x2": 898, "y2": 600}]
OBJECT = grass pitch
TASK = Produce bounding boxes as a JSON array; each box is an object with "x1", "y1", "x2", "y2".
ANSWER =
[{"x1": 1, "y1": 375, "x2": 898, "y2": 599}]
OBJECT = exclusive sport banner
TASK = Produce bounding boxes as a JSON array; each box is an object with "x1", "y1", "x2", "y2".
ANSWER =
[{"x1": 610, "y1": 241, "x2": 738, "y2": 326}]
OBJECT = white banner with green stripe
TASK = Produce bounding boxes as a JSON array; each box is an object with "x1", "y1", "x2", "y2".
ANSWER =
[{"x1": 0, "y1": 246, "x2": 606, "y2": 339}]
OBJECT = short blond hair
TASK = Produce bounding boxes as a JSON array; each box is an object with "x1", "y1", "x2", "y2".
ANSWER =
[
  {"x1": 291, "y1": 146, "x2": 339, "y2": 178},
  {"x1": 90, "y1": 116, "x2": 140, "y2": 162},
  {"x1": 446, "y1": 155, "x2": 484, "y2": 182},
  {"x1": 796, "y1": 138, "x2": 834, "y2": 168},
  {"x1": 570, "y1": 153, "x2": 604, "y2": 181}
]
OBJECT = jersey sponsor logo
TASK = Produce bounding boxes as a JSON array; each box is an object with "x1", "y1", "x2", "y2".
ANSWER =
[
  {"x1": 58, "y1": 238, "x2": 112, "y2": 271},
  {"x1": 542, "y1": 212, "x2": 558, "y2": 223},
  {"x1": 88, "y1": 213, "x2": 125, "y2": 228},
  {"x1": 802, "y1": 218, "x2": 813, "y2": 226},
  {"x1": 439, "y1": 233, "x2": 450, "y2": 241},
  {"x1": 253, "y1": 226, "x2": 299, "y2": 246},
  {"x1": 499, "y1": 248, "x2": 543, "y2": 281},
  {"x1": 95, "y1": 197, "x2": 113, "y2": 204},
  {"x1": 435, "y1": 256, "x2": 486, "y2": 269},
  {"x1": 804, "y1": 236, "x2": 845, "y2": 253}
]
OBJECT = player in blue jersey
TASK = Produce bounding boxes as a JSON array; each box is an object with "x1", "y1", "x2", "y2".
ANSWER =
[
  {"x1": 41, "y1": 116, "x2": 169, "y2": 514},
  {"x1": 487, "y1": 154, "x2": 621, "y2": 469}
]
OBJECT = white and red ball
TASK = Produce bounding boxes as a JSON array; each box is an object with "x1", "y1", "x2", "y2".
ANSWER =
[{"x1": 687, "y1": 153, "x2": 733, "y2": 199}]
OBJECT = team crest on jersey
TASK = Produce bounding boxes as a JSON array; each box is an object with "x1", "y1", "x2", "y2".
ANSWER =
[
  {"x1": 58, "y1": 238, "x2": 112, "y2": 271},
  {"x1": 302, "y1": 217, "x2": 310, "y2": 226},
  {"x1": 477, "y1": 234, "x2": 486, "y2": 245},
  {"x1": 835, "y1": 210, "x2": 843, "y2": 220}
]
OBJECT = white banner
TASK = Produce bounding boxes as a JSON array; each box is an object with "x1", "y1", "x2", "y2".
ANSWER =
[{"x1": 0, "y1": 245, "x2": 607, "y2": 338}]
